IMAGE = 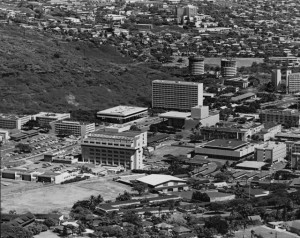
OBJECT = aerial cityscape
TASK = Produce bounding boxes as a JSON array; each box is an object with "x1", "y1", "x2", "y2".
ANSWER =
[{"x1": 1, "y1": 0, "x2": 300, "y2": 237}]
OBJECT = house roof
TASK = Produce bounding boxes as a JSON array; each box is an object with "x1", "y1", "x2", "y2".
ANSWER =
[
  {"x1": 172, "y1": 226, "x2": 192, "y2": 233},
  {"x1": 136, "y1": 174, "x2": 185, "y2": 187},
  {"x1": 155, "y1": 222, "x2": 174, "y2": 228}
]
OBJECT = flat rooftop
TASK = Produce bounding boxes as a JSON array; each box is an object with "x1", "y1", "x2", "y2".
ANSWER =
[
  {"x1": 97, "y1": 106, "x2": 148, "y2": 117},
  {"x1": 236, "y1": 161, "x2": 266, "y2": 169},
  {"x1": 159, "y1": 111, "x2": 191, "y2": 119},
  {"x1": 153, "y1": 80, "x2": 202, "y2": 86},
  {"x1": 34, "y1": 112, "x2": 70, "y2": 119},
  {"x1": 55, "y1": 120, "x2": 93, "y2": 125},
  {"x1": 87, "y1": 130, "x2": 142, "y2": 139},
  {"x1": 204, "y1": 139, "x2": 248, "y2": 150},
  {"x1": 0, "y1": 114, "x2": 29, "y2": 120}
]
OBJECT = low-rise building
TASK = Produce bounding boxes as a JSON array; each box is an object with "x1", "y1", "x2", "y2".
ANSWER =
[
  {"x1": 0, "y1": 114, "x2": 31, "y2": 129},
  {"x1": 136, "y1": 174, "x2": 188, "y2": 193},
  {"x1": 206, "y1": 191, "x2": 235, "y2": 202},
  {"x1": 255, "y1": 142, "x2": 286, "y2": 163},
  {"x1": 97, "y1": 106, "x2": 148, "y2": 124},
  {"x1": 224, "y1": 77, "x2": 249, "y2": 88},
  {"x1": 231, "y1": 92, "x2": 256, "y2": 102},
  {"x1": 33, "y1": 112, "x2": 70, "y2": 127},
  {"x1": 235, "y1": 161, "x2": 266, "y2": 170},
  {"x1": 50, "y1": 120, "x2": 95, "y2": 137},
  {"x1": 195, "y1": 139, "x2": 255, "y2": 160},
  {"x1": 259, "y1": 109, "x2": 300, "y2": 127},
  {"x1": 36, "y1": 171, "x2": 76, "y2": 184}
]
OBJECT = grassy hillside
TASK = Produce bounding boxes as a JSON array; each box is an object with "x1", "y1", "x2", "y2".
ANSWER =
[{"x1": 0, "y1": 25, "x2": 175, "y2": 114}]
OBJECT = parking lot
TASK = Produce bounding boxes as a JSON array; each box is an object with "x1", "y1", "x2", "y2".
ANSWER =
[{"x1": 1, "y1": 133, "x2": 80, "y2": 168}]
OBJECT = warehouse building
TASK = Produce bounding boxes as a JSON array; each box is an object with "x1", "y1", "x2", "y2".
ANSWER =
[{"x1": 195, "y1": 139, "x2": 255, "y2": 160}]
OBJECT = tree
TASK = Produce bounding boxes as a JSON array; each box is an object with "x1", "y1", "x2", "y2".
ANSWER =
[
  {"x1": 1, "y1": 224, "x2": 33, "y2": 238},
  {"x1": 192, "y1": 191, "x2": 210, "y2": 202},
  {"x1": 130, "y1": 124, "x2": 141, "y2": 131},
  {"x1": 23, "y1": 119, "x2": 40, "y2": 129},
  {"x1": 132, "y1": 181, "x2": 147, "y2": 195},
  {"x1": 44, "y1": 217, "x2": 58, "y2": 227},
  {"x1": 214, "y1": 171, "x2": 232, "y2": 182},
  {"x1": 116, "y1": 191, "x2": 131, "y2": 201},
  {"x1": 15, "y1": 143, "x2": 32, "y2": 153},
  {"x1": 205, "y1": 216, "x2": 229, "y2": 235},
  {"x1": 122, "y1": 210, "x2": 142, "y2": 226}
]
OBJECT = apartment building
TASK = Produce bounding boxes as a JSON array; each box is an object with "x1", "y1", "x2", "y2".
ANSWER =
[
  {"x1": 152, "y1": 80, "x2": 203, "y2": 111},
  {"x1": 81, "y1": 131, "x2": 147, "y2": 170},
  {"x1": 259, "y1": 109, "x2": 300, "y2": 127},
  {"x1": 255, "y1": 142, "x2": 286, "y2": 163},
  {"x1": 0, "y1": 114, "x2": 31, "y2": 129},
  {"x1": 287, "y1": 73, "x2": 300, "y2": 94},
  {"x1": 50, "y1": 120, "x2": 95, "y2": 137},
  {"x1": 32, "y1": 112, "x2": 70, "y2": 126},
  {"x1": 221, "y1": 59, "x2": 237, "y2": 77}
]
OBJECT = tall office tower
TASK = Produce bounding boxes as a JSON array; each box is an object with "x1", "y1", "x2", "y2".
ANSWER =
[
  {"x1": 271, "y1": 68, "x2": 281, "y2": 88},
  {"x1": 189, "y1": 56, "x2": 205, "y2": 75},
  {"x1": 287, "y1": 73, "x2": 300, "y2": 94},
  {"x1": 221, "y1": 59, "x2": 237, "y2": 77},
  {"x1": 81, "y1": 131, "x2": 147, "y2": 170},
  {"x1": 152, "y1": 80, "x2": 203, "y2": 111}
]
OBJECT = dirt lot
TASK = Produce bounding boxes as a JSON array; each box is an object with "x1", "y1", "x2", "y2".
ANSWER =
[
  {"x1": 234, "y1": 226, "x2": 299, "y2": 238},
  {"x1": 1, "y1": 177, "x2": 130, "y2": 214}
]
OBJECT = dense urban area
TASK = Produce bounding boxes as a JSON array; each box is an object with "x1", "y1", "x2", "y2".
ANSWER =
[{"x1": 1, "y1": 0, "x2": 300, "y2": 237}]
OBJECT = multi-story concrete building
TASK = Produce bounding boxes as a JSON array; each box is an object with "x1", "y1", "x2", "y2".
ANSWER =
[
  {"x1": 50, "y1": 120, "x2": 95, "y2": 137},
  {"x1": 268, "y1": 56, "x2": 300, "y2": 67},
  {"x1": 0, "y1": 114, "x2": 31, "y2": 129},
  {"x1": 188, "y1": 56, "x2": 205, "y2": 75},
  {"x1": 195, "y1": 139, "x2": 255, "y2": 160},
  {"x1": 221, "y1": 59, "x2": 237, "y2": 77},
  {"x1": 259, "y1": 109, "x2": 300, "y2": 127},
  {"x1": 255, "y1": 142, "x2": 286, "y2": 163},
  {"x1": 287, "y1": 73, "x2": 300, "y2": 94},
  {"x1": 200, "y1": 123, "x2": 264, "y2": 141},
  {"x1": 81, "y1": 131, "x2": 147, "y2": 170},
  {"x1": 271, "y1": 68, "x2": 281, "y2": 88},
  {"x1": 224, "y1": 77, "x2": 249, "y2": 88},
  {"x1": 33, "y1": 112, "x2": 70, "y2": 127},
  {"x1": 97, "y1": 106, "x2": 148, "y2": 124},
  {"x1": 152, "y1": 80, "x2": 203, "y2": 111}
]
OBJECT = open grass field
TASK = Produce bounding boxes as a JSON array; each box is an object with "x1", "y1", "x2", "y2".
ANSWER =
[
  {"x1": 234, "y1": 226, "x2": 299, "y2": 238},
  {"x1": 1, "y1": 178, "x2": 130, "y2": 214}
]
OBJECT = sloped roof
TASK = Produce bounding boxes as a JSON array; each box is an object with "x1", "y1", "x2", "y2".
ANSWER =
[{"x1": 137, "y1": 174, "x2": 185, "y2": 186}]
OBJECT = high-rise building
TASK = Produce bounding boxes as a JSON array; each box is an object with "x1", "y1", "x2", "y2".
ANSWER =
[
  {"x1": 81, "y1": 131, "x2": 147, "y2": 170},
  {"x1": 221, "y1": 59, "x2": 237, "y2": 77},
  {"x1": 287, "y1": 73, "x2": 300, "y2": 94},
  {"x1": 189, "y1": 56, "x2": 205, "y2": 75},
  {"x1": 152, "y1": 80, "x2": 203, "y2": 111},
  {"x1": 0, "y1": 114, "x2": 31, "y2": 129},
  {"x1": 271, "y1": 68, "x2": 281, "y2": 88}
]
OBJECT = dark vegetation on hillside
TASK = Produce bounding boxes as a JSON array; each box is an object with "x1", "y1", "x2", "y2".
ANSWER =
[{"x1": 0, "y1": 25, "x2": 175, "y2": 115}]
